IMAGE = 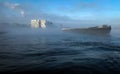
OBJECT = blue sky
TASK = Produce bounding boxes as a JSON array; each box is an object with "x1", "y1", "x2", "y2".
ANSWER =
[{"x1": 0, "y1": 0, "x2": 120, "y2": 26}]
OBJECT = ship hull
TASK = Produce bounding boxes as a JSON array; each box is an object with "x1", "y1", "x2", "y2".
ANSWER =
[{"x1": 62, "y1": 27, "x2": 111, "y2": 35}]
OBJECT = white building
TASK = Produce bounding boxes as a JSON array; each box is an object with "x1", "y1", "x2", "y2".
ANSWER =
[
  {"x1": 31, "y1": 19, "x2": 46, "y2": 28},
  {"x1": 31, "y1": 20, "x2": 40, "y2": 28},
  {"x1": 40, "y1": 20, "x2": 46, "y2": 28}
]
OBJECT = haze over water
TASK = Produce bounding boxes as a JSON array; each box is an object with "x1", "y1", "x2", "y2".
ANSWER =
[
  {"x1": 0, "y1": 0, "x2": 120, "y2": 73},
  {"x1": 0, "y1": 24, "x2": 120, "y2": 74}
]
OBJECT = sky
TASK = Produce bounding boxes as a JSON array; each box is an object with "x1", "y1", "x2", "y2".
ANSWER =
[{"x1": 0, "y1": 0, "x2": 120, "y2": 27}]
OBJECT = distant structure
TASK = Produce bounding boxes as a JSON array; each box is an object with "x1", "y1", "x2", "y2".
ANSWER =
[
  {"x1": 31, "y1": 19, "x2": 47, "y2": 28},
  {"x1": 62, "y1": 25, "x2": 111, "y2": 34},
  {"x1": 31, "y1": 20, "x2": 40, "y2": 28},
  {"x1": 40, "y1": 20, "x2": 46, "y2": 28}
]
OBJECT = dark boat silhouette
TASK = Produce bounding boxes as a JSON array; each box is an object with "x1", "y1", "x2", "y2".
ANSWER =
[{"x1": 62, "y1": 25, "x2": 111, "y2": 35}]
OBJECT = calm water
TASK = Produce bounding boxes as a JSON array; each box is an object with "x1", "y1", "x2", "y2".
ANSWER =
[{"x1": 0, "y1": 25, "x2": 120, "y2": 74}]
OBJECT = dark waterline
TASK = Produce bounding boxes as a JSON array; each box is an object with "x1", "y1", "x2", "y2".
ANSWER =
[{"x1": 0, "y1": 26, "x2": 120, "y2": 74}]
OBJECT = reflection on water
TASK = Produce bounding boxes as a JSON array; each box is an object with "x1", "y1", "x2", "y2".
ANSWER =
[{"x1": 0, "y1": 26, "x2": 120, "y2": 73}]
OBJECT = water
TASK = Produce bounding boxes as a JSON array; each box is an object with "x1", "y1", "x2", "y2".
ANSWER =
[{"x1": 0, "y1": 25, "x2": 120, "y2": 74}]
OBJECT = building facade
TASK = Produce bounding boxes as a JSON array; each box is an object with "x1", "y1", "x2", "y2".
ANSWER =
[
  {"x1": 40, "y1": 20, "x2": 46, "y2": 28},
  {"x1": 31, "y1": 19, "x2": 46, "y2": 28}
]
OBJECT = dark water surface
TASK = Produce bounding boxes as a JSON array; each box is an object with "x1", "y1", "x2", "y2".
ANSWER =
[{"x1": 0, "y1": 26, "x2": 120, "y2": 74}]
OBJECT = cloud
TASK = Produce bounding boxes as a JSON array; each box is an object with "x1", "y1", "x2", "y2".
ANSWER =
[
  {"x1": 4, "y1": 2, "x2": 25, "y2": 17},
  {"x1": 20, "y1": 10, "x2": 24, "y2": 17},
  {"x1": 0, "y1": 1, "x2": 120, "y2": 26}
]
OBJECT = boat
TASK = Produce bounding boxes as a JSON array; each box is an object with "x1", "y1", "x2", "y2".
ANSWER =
[{"x1": 62, "y1": 25, "x2": 111, "y2": 35}]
